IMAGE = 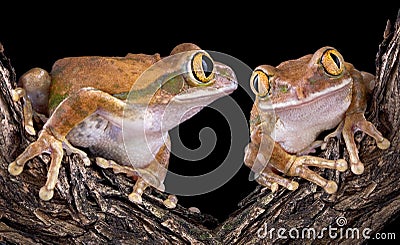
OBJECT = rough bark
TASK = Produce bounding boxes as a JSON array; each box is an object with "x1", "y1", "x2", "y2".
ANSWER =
[{"x1": 0, "y1": 12, "x2": 399, "y2": 245}]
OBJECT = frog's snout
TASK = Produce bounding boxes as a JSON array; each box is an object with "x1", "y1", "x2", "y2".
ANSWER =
[{"x1": 214, "y1": 62, "x2": 238, "y2": 93}]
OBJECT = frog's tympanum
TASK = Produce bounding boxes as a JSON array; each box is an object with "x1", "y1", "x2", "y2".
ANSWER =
[
  {"x1": 9, "y1": 43, "x2": 238, "y2": 208},
  {"x1": 244, "y1": 47, "x2": 390, "y2": 194}
]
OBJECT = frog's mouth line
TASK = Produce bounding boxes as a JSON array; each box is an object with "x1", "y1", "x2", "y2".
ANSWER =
[
  {"x1": 173, "y1": 81, "x2": 238, "y2": 102},
  {"x1": 259, "y1": 78, "x2": 352, "y2": 111}
]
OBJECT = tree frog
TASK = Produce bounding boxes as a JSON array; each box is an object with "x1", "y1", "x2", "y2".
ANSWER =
[
  {"x1": 244, "y1": 47, "x2": 390, "y2": 194},
  {"x1": 9, "y1": 43, "x2": 238, "y2": 208}
]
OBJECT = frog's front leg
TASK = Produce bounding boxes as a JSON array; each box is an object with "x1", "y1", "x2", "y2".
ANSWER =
[
  {"x1": 95, "y1": 142, "x2": 178, "y2": 209},
  {"x1": 343, "y1": 112, "x2": 390, "y2": 174},
  {"x1": 245, "y1": 124, "x2": 348, "y2": 194},
  {"x1": 128, "y1": 146, "x2": 178, "y2": 209},
  {"x1": 342, "y1": 71, "x2": 390, "y2": 174},
  {"x1": 8, "y1": 88, "x2": 126, "y2": 201}
]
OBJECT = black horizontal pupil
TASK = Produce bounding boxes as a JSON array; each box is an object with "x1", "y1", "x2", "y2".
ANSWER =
[
  {"x1": 253, "y1": 74, "x2": 259, "y2": 93},
  {"x1": 330, "y1": 53, "x2": 341, "y2": 69},
  {"x1": 201, "y1": 55, "x2": 213, "y2": 78}
]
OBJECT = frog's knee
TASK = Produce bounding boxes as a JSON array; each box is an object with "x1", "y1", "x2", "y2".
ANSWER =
[
  {"x1": 19, "y1": 67, "x2": 51, "y2": 115},
  {"x1": 360, "y1": 71, "x2": 376, "y2": 92}
]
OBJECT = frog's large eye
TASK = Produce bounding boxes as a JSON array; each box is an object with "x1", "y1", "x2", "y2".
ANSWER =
[
  {"x1": 321, "y1": 49, "x2": 344, "y2": 76},
  {"x1": 250, "y1": 69, "x2": 270, "y2": 97},
  {"x1": 191, "y1": 52, "x2": 215, "y2": 85}
]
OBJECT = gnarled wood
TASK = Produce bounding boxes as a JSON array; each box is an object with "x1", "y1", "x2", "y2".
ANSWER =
[{"x1": 0, "y1": 12, "x2": 399, "y2": 245}]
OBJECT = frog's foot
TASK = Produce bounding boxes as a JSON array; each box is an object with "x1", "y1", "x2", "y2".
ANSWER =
[
  {"x1": 128, "y1": 177, "x2": 147, "y2": 204},
  {"x1": 8, "y1": 129, "x2": 64, "y2": 200},
  {"x1": 96, "y1": 157, "x2": 142, "y2": 177},
  {"x1": 286, "y1": 156, "x2": 348, "y2": 194},
  {"x1": 96, "y1": 157, "x2": 146, "y2": 204},
  {"x1": 343, "y1": 113, "x2": 390, "y2": 175},
  {"x1": 321, "y1": 121, "x2": 344, "y2": 150},
  {"x1": 128, "y1": 177, "x2": 175, "y2": 208},
  {"x1": 64, "y1": 140, "x2": 91, "y2": 166},
  {"x1": 163, "y1": 195, "x2": 178, "y2": 209},
  {"x1": 95, "y1": 157, "x2": 163, "y2": 189},
  {"x1": 256, "y1": 165, "x2": 298, "y2": 192},
  {"x1": 12, "y1": 88, "x2": 36, "y2": 135},
  {"x1": 96, "y1": 157, "x2": 173, "y2": 207}
]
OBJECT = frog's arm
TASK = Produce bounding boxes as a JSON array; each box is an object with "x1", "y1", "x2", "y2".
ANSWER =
[{"x1": 342, "y1": 69, "x2": 390, "y2": 174}]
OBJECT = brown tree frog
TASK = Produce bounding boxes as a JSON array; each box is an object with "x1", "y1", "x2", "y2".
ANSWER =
[
  {"x1": 244, "y1": 47, "x2": 390, "y2": 194},
  {"x1": 9, "y1": 43, "x2": 238, "y2": 208}
]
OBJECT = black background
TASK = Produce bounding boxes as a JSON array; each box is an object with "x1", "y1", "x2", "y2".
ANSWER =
[{"x1": 1, "y1": 2, "x2": 399, "y2": 238}]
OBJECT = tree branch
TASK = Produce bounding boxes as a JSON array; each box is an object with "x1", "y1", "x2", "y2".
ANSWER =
[{"x1": 0, "y1": 11, "x2": 399, "y2": 245}]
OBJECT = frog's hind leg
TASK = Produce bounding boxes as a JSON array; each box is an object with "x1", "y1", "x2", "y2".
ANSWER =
[
  {"x1": 256, "y1": 165, "x2": 299, "y2": 192},
  {"x1": 285, "y1": 155, "x2": 348, "y2": 194},
  {"x1": 246, "y1": 127, "x2": 348, "y2": 194},
  {"x1": 9, "y1": 87, "x2": 127, "y2": 201},
  {"x1": 9, "y1": 129, "x2": 63, "y2": 200}
]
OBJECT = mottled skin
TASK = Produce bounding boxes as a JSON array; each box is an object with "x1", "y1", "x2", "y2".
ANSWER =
[
  {"x1": 9, "y1": 43, "x2": 238, "y2": 208},
  {"x1": 244, "y1": 47, "x2": 390, "y2": 194}
]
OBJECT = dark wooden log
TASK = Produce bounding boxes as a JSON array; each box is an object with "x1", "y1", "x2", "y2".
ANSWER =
[{"x1": 0, "y1": 11, "x2": 399, "y2": 245}]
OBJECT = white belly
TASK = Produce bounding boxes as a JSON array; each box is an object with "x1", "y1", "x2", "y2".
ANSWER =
[
  {"x1": 272, "y1": 89, "x2": 351, "y2": 153},
  {"x1": 67, "y1": 113, "x2": 167, "y2": 168}
]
